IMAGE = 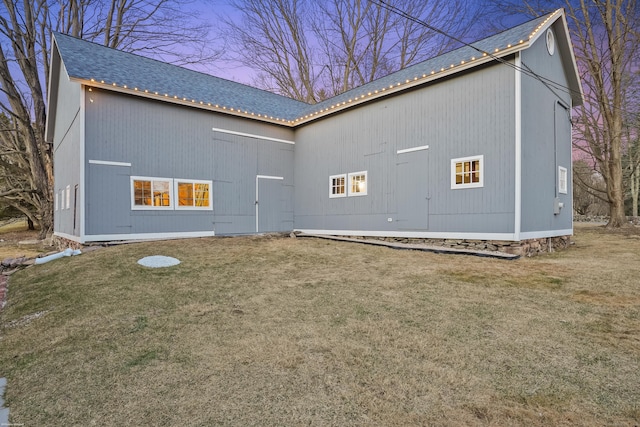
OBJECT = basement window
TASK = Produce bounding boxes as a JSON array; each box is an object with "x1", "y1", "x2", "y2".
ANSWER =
[
  {"x1": 131, "y1": 176, "x2": 173, "y2": 209},
  {"x1": 329, "y1": 174, "x2": 346, "y2": 198},
  {"x1": 175, "y1": 179, "x2": 213, "y2": 209},
  {"x1": 559, "y1": 166, "x2": 568, "y2": 194},
  {"x1": 451, "y1": 155, "x2": 483, "y2": 189}
]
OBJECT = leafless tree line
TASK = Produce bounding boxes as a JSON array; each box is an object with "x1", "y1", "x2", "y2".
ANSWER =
[{"x1": 220, "y1": 0, "x2": 479, "y2": 103}]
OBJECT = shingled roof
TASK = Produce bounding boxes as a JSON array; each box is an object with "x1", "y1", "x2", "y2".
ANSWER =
[{"x1": 51, "y1": 8, "x2": 581, "y2": 128}]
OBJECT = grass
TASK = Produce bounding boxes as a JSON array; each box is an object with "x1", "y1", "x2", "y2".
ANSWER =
[
  {"x1": 0, "y1": 224, "x2": 639, "y2": 426},
  {"x1": 0, "y1": 219, "x2": 44, "y2": 259}
]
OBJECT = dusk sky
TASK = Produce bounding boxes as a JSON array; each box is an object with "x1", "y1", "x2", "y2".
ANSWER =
[{"x1": 178, "y1": 0, "x2": 533, "y2": 87}]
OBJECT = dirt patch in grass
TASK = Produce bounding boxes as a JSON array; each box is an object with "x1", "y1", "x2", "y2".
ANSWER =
[{"x1": 0, "y1": 225, "x2": 639, "y2": 426}]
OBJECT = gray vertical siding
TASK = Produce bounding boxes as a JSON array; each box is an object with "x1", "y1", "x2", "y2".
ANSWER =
[
  {"x1": 83, "y1": 89, "x2": 294, "y2": 237},
  {"x1": 54, "y1": 20, "x2": 578, "y2": 243},
  {"x1": 293, "y1": 62, "x2": 516, "y2": 235},
  {"x1": 52, "y1": 60, "x2": 82, "y2": 237},
  {"x1": 520, "y1": 22, "x2": 574, "y2": 234}
]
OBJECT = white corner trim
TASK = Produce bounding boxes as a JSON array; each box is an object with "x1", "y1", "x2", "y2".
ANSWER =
[
  {"x1": 397, "y1": 145, "x2": 429, "y2": 154},
  {"x1": 80, "y1": 86, "x2": 86, "y2": 242},
  {"x1": 212, "y1": 127, "x2": 295, "y2": 145},
  {"x1": 514, "y1": 52, "x2": 522, "y2": 241},
  {"x1": 295, "y1": 229, "x2": 518, "y2": 241},
  {"x1": 88, "y1": 159, "x2": 132, "y2": 167}
]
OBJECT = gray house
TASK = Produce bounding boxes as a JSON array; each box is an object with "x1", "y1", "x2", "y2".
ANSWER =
[{"x1": 47, "y1": 9, "x2": 582, "y2": 249}]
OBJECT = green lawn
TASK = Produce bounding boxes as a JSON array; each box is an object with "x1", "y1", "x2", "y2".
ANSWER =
[{"x1": 1, "y1": 225, "x2": 639, "y2": 426}]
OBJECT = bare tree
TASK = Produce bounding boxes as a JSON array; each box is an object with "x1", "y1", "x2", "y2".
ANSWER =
[
  {"x1": 0, "y1": 0, "x2": 218, "y2": 237},
  {"x1": 481, "y1": 0, "x2": 639, "y2": 228},
  {"x1": 221, "y1": 0, "x2": 478, "y2": 103},
  {"x1": 573, "y1": 158, "x2": 609, "y2": 216}
]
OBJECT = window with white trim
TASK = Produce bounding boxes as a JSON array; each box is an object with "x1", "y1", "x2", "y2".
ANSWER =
[
  {"x1": 175, "y1": 179, "x2": 213, "y2": 209},
  {"x1": 329, "y1": 174, "x2": 347, "y2": 198},
  {"x1": 348, "y1": 171, "x2": 368, "y2": 196},
  {"x1": 451, "y1": 155, "x2": 483, "y2": 189},
  {"x1": 131, "y1": 176, "x2": 173, "y2": 209},
  {"x1": 66, "y1": 185, "x2": 71, "y2": 209},
  {"x1": 60, "y1": 190, "x2": 64, "y2": 211},
  {"x1": 558, "y1": 166, "x2": 568, "y2": 194}
]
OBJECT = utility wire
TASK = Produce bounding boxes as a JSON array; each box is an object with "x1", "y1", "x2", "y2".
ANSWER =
[
  {"x1": 369, "y1": 0, "x2": 635, "y2": 117},
  {"x1": 369, "y1": 0, "x2": 577, "y2": 98}
]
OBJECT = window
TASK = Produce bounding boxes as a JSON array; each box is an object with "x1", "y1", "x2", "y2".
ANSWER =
[
  {"x1": 131, "y1": 177, "x2": 173, "y2": 209},
  {"x1": 348, "y1": 171, "x2": 368, "y2": 196},
  {"x1": 546, "y1": 29, "x2": 555, "y2": 55},
  {"x1": 451, "y1": 155, "x2": 483, "y2": 189},
  {"x1": 329, "y1": 174, "x2": 346, "y2": 198},
  {"x1": 175, "y1": 179, "x2": 213, "y2": 209},
  {"x1": 66, "y1": 185, "x2": 71, "y2": 209},
  {"x1": 60, "y1": 190, "x2": 64, "y2": 211},
  {"x1": 55, "y1": 192, "x2": 58, "y2": 211},
  {"x1": 559, "y1": 166, "x2": 568, "y2": 194},
  {"x1": 329, "y1": 171, "x2": 368, "y2": 197}
]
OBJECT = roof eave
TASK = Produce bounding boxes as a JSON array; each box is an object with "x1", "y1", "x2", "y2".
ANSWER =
[
  {"x1": 292, "y1": 45, "x2": 529, "y2": 127},
  {"x1": 74, "y1": 77, "x2": 298, "y2": 127},
  {"x1": 528, "y1": 9, "x2": 584, "y2": 106}
]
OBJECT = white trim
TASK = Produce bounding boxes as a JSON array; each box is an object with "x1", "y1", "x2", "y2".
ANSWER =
[
  {"x1": 397, "y1": 145, "x2": 429, "y2": 154},
  {"x1": 212, "y1": 127, "x2": 295, "y2": 145},
  {"x1": 256, "y1": 175, "x2": 284, "y2": 232},
  {"x1": 88, "y1": 159, "x2": 132, "y2": 167},
  {"x1": 55, "y1": 230, "x2": 216, "y2": 244},
  {"x1": 80, "y1": 86, "x2": 86, "y2": 241},
  {"x1": 66, "y1": 185, "x2": 71, "y2": 209},
  {"x1": 130, "y1": 176, "x2": 174, "y2": 210},
  {"x1": 329, "y1": 174, "x2": 347, "y2": 198},
  {"x1": 519, "y1": 228, "x2": 573, "y2": 239},
  {"x1": 558, "y1": 166, "x2": 568, "y2": 194},
  {"x1": 295, "y1": 229, "x2": 518, "y2": 241},
  {"x1": 348, "y1": 171, "x2": 368, "y2": 196},
  {"x1": 174, "y1": 178, "x2": 213, "y2": 210},
  {"x1": 256, "y1": 174, "x2": 285, "y2": 180},
  {"x1": 451, "y1": 155, "x2": 483, "y2": 189},
  {"x1": 514, "y1": 53, "x2": 522, "y2": 241},
  {"x1": 546, "y1": 28, "x2": 555, "y2": 55}
]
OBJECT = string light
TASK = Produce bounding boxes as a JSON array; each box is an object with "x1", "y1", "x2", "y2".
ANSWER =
[{"x1": 83, "y1": 9, "x2": 559, "y2": 127}]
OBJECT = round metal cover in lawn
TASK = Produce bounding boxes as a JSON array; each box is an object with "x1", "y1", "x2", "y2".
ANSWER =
[{"x1": 137, "y1": 255, "x2": 181, "y2": 268}]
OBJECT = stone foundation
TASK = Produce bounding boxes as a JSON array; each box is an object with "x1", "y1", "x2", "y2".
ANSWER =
[
  {"x1": 338, "y1": 235, "x2": 572, "y2": 257},
  {"x1": 50, "y1": 235, "x2": 83, "y2": 251}
]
